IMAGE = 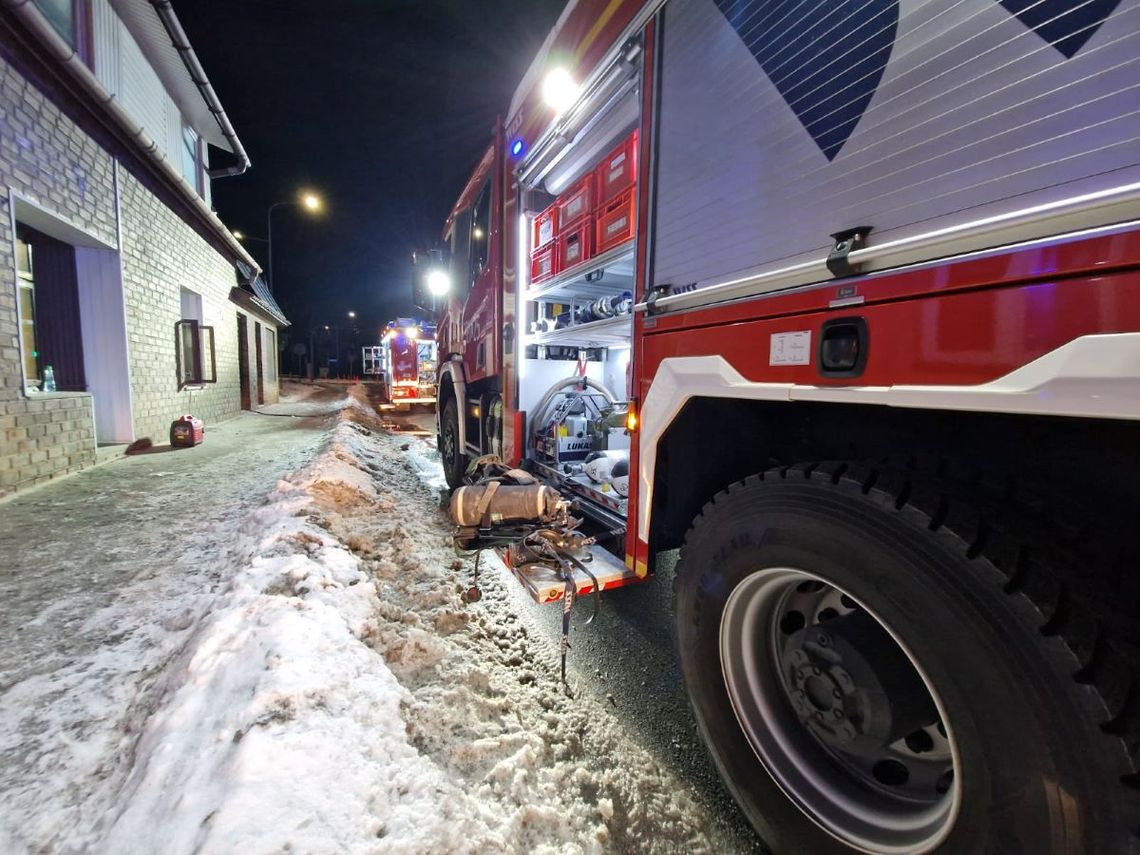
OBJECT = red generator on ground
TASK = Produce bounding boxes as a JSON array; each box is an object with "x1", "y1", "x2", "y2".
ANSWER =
[
  {"x1": 169, "y1": 414, "x2": 204, "y2": 447},
  {"x1": 413, "y1": 2, "x2": 1140, "y2": 852}
]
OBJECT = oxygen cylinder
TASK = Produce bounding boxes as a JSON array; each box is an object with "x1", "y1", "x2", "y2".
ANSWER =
[{"x1": 450, "y1": 483, "x2": 562, "y2": 526}]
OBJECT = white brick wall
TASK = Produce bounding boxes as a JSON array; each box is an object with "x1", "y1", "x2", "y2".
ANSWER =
[
  {"x1": 118, "y1": 170, "x2": 241, "y2": 440},
  {"x1": 0, "y1": 54, "x2": 262, "y2": 495}
]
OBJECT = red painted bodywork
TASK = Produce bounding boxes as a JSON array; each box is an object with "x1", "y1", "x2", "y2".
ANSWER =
[
  {"x1": 626, "y1": 225, "x2": 1140, "y2": 574},
  {"x1": 505, "y1": 0, "x2": 649, "y2": 153},
  {"x1": 639, "y1": 227, "x2": 1140, "y2": 388},
  {"x1": 438, "y1": 128, "x2": 505, "y2": 387},
  {"x1": 433, "y1": 0, "x2": 1140, "y2": 580}
]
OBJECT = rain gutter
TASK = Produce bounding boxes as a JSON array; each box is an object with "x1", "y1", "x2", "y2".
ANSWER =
[
  {"x1": 1, "y1": 0, "x2": 258, "y2": 270},
  {"x1": 147, "y1": 0, "x2": 250, "y2": 178}
]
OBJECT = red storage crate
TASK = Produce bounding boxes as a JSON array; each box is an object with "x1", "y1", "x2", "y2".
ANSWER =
[
  {"x1": 532, "y1": 203, "x2": 557, "y2": 250},
  {"x1": 530, "y1": 242, "x2": 557, "y2": 284},
  {"x1": 557, "y1": 217, "x2": 594, "y2": 272},
  {"x1": 595, "y1": 189, "x2": 635, "y2": 254},
  {"x1": 595, "y1": 130, "x2": 638, "y2": 205},
  {"x1": 555, "y1": 175, "x2": 593, "y2": 229}
]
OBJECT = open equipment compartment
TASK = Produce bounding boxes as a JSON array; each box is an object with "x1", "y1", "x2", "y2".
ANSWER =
[{"x1": 516, "y1": 81, "x2": 640, "y2": 530}]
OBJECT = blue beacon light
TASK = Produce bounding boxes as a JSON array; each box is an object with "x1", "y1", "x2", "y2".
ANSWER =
[{"x1": 510, "y1": 137, "x2": 526, "y2": 158}]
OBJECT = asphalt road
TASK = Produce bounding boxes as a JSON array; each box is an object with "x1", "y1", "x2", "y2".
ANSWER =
[{"x1": 380, "y1": 398, "x2": 765, "y2": 854}]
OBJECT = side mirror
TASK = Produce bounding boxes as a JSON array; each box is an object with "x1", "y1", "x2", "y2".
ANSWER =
[{"x1": 412, "y1": 247, "x2": 450, "y2": 312}]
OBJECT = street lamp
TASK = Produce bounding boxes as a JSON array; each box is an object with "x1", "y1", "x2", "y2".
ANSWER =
[{"x1": 266, "y1": 190, "x2": 323, "y2": 292}]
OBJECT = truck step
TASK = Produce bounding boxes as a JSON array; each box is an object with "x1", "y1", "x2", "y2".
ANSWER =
[{"x1": 504, "y1": 542, "x2": 645, "y2": 604}]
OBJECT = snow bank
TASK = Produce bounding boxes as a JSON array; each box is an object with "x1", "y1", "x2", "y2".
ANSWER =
[{"x1": 97, "y1": 390, "x2": 720, "y2": 854}]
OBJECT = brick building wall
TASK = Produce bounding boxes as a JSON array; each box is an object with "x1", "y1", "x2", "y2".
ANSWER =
[
  {"x1": 0, "y1": 52, "x2": 272, "y2": 498},
  {"x1": 0, "y1": 56, "x2": 112, "y2": 494},
  {"x1": 118, "y1": 171, "x2": 241, "y2": 441}
]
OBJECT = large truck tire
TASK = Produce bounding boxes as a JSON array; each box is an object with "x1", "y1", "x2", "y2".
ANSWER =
[
  {"x1": 674, "y1": 461, "x2": 1137, "y2": 854},
  {"x1": 440, "y1": 398, "x2": 467, "y2": 489}
]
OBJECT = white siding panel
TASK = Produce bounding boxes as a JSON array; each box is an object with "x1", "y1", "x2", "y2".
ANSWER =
[
  {"x1": 166, "y1": 92, "x2": 182, "y2": 166},
  {"x1": 90, "y1": 0, "x2": 120, "y2": 95},
  {"x1": 117, "y1": 22, "x2": 169, "y2": 156},
  {"x1": 653, "y1": 0, "x2": 1140, "y2": 296}
]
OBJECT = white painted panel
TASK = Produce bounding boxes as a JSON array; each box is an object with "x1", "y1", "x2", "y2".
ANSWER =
[
  {"x1": 117, "y1": 21, "x2": 169, "y2": 158},
  {"x1": 166, "y1": 92, "x2": 182, "y2": 168},
  {"x1": 180, "y1": 286, "x2": 202, "y2": 321},
  {"x1": 653, "y1": 0, "x2": 1140, "y2": 297},
  {"x1": 90, "y1": 0, "x2": 120, "y2": 95},
  {"x1": 76, "y1": 247, "x2": 133, "y2": 443},
  {"x1": 262, "y1": 326, "x2": 278, "y2": 383}
]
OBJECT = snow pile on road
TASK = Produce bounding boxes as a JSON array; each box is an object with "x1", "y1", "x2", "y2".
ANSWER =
[{"x1": 102, "y1": 390, "x2": 719, "y2": 853}]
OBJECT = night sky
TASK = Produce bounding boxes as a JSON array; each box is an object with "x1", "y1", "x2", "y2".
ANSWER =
[{"x1": 177, "y1": 0, "x2": 565, "y2": 356}]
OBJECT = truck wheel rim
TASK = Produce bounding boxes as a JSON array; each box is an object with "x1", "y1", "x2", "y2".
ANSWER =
[{"x1": 719, "y1": 567, "x2": 961, "y2": 854}]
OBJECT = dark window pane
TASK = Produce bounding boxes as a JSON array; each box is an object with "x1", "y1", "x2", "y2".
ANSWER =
[
  {"x1": 470, "y1": 181, "x2": 491, "y2": 283},
  {"x1": 33, "y1": 0, "x2": 75, "y2": 47}
]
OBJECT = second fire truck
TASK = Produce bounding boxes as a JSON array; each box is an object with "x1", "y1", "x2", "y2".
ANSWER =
[
  {"x1": 416, "y1": 1, "x2": 1140, "y2": 851},
  {"x1": 364, "y1": 319, "x2": 438, "y2": 408}
]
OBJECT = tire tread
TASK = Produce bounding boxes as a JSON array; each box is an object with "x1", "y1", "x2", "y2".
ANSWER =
[{"x1": 678, "y1": 456, "x2": 1140, "y2": 822}]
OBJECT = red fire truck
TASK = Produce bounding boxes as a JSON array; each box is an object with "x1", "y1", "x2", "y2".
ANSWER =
[
  {"x1": 415, "y1": 1, "x2": 1140, "y2": 851},
  {"x1": 367, "y1": 319, "x2": 437, "y2": 408}
]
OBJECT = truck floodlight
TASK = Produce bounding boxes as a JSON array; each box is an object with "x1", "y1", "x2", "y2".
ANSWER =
[
  {"x1": 405, "y1": 326, "x2": 419, "y2": 339},
  {"x1": 426, "y1": 269, "x2": 451, "y2": 296},
  {"x1": 542, "y1": 67, "x2": 579, "y2": 114}
]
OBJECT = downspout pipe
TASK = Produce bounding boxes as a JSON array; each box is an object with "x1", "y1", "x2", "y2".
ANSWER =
[
  {"x1": 1, "y1": 0, "x2": 258, "y2": 269},
  {"x1": 148, "y1": 0, "x2": 250, "y2": 179}
]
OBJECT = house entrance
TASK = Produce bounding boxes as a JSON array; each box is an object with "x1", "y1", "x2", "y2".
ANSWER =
[{"x1": 237, "y1": 314, "x2": 251, "y2": 410}]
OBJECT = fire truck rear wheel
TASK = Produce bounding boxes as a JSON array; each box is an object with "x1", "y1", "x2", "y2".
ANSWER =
[
  {"x1": 440, "y1": 398, "x2": 466, "y2": 489},
  {"x1": 674, "y1": 461, "x2": 1137, "y2": 854}
]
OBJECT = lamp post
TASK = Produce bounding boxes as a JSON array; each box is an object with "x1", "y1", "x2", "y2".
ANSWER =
[
  {"x1": 322, "y1": 311, "x2": 356, "y2": 379},
  {"x1": 323, "y1": 324, "x2": 338, "y2": 378},
  {"x1": 266, "y1": 192, "x2": 322, "y2": 292}
]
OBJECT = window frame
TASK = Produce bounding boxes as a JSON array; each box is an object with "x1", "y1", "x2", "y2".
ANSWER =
[
  {"x1": 34, "y1": 0, "x2": 93, "y2": 67},
  {"x1": 175, "y1": 319, "x2": 216, "y2": 389},
  {"x1": 469, "y1": 178, "x2": 492, "y2": 286},
  {"x1": 180, "y1": 121, "x2": 205, "y2": 197},
  {"x1": 15, "y1": 235, "x2": 40, "y2": 386}
]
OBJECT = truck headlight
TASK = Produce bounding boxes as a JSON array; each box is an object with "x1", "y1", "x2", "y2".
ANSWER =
[{"x1": 427, "y1": 270, "x2": 450, "y2": 296}]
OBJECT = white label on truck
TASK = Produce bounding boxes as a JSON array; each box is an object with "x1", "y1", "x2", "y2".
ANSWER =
[
  {"x1": 769, "y1": 331, "x2": 812, "y2": 366},
  {"x1": 537, "y1": 218, "x2": 553, "y2": 246},
  {"x1": 564, "y1": 195, "x2": 584, "y2": 220},
  {"x1": 607, "y1": 216, "x2": 628, "y2": 236}
]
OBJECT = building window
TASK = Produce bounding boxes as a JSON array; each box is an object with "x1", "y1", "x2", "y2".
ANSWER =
[
  {"x1": 14, "y1": 225, "x2": 86, "y2": 393},
  {"x1": 16, "y1": 236, "x2": 39, "y2": 385},
  {"x1": 33, "y1": 0, "x2": 92, "y2": 66},
  {"x1": 180, "y1": 122, "x2": 202, "y2": 195},
  {"x1": 175, "y1": 287, "x2": 216, "y2": 388},
  {"x1": 470, "y1": 179, "x2": 491, "y2": 285}
]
